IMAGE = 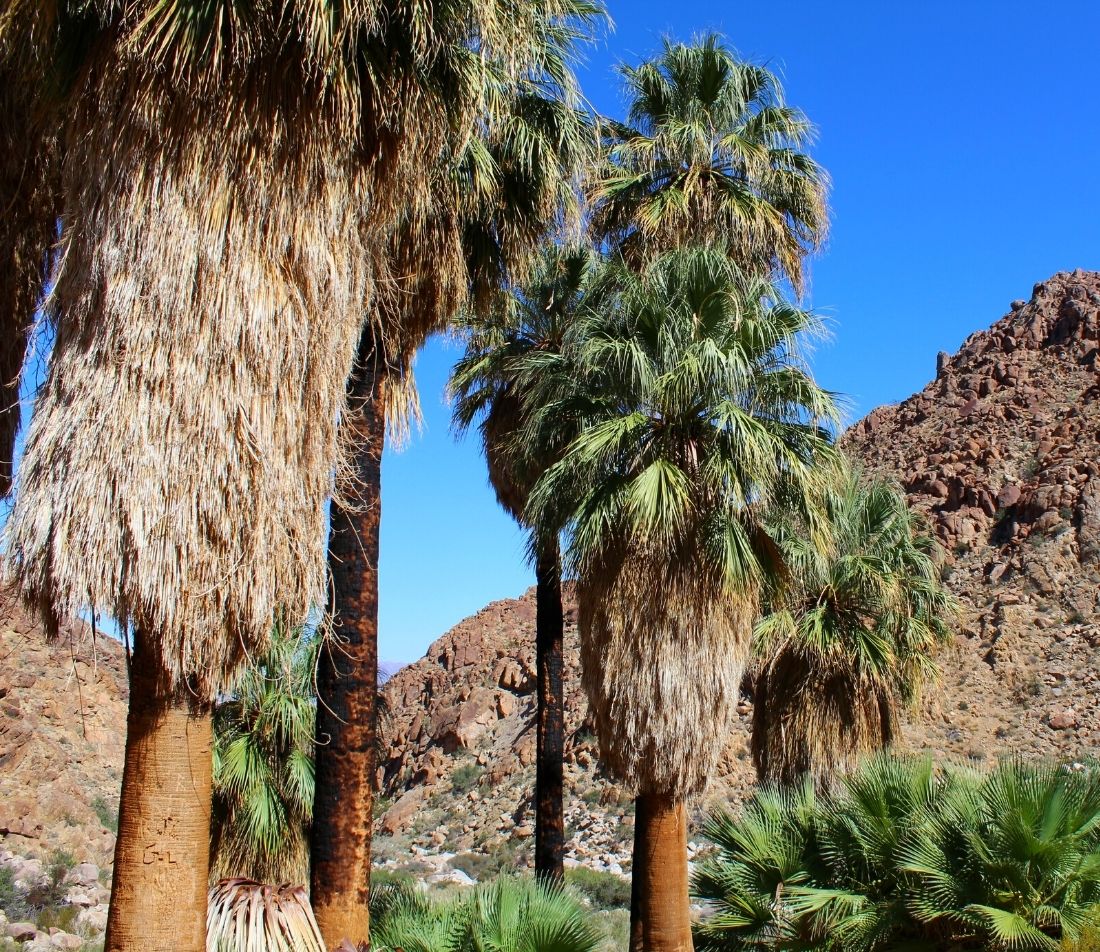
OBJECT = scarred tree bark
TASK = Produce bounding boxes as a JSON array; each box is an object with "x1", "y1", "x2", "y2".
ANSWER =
[
  {"x1": 311, "y1": 339, "x2": 384, "y2": 949},
  {"x1": 629, "y1": 793, "x2": 694, "y2": 952},
  {"x1": 104, "y1": 637, "x2": 213, "y2": 952},
  {"x1": 534, "y1": 539, "x2": 565, "y2": 881}
]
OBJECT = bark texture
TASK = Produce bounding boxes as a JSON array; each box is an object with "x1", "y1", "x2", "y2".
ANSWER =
[
  {"x1": 104, "y1": 639, "x2": 213, "y2": 952},
  {"x1": 534, "y1": 540, "x2": 565, "y2": 881},
  {"x1": 311, "y1": 345, "x2": 384, "y2": 949},
  {"x1": 629, "y1": 793, "x2": 693, "y2": 952}
]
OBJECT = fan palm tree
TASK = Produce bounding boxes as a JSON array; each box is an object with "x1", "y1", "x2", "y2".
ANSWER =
[
  {"x1": 750, "y1": 469, "x2": 955, "y2": 787},
  {"x1": 450, "y1": 244, "x2": 598, "y2": 882},
  {"x1": 590, "y1": 34, "x2": 828, "y2": 292},
  {"x1": 0, "y1": 3, "x2": 572, "y2": 949},
  {"x1": 313, "y1": 4, "x2": 605, "y2": 933},
  {"x1": 525, "y1": 245, "x2": 838, "y2": 950},
  {"x1": 211, "y1": 622, "x2": 318, "y2": 885}
]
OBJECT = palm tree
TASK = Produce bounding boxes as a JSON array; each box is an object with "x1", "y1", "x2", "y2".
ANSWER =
[
  {"x1": 0, "y1": 4, "x2": 568, "y2": 949},
  {"x1": 750, "y1": 469, "x2": 955, "y2": 787},
  {"x1": 313, "y1": 3, "x2": 604, "y2": 933},
  {"x1": 590, "y1": 34, "x2": 828, "y2": 292},
  {"x1": 211, "y1": 622, "x2": 318, "y2": 885},
  {"x1": 525, "y1": 246, "x2": 838, "y2": 950},
  {"x1": 450, "y1": 244, "x2": 598, "y2": 882}
]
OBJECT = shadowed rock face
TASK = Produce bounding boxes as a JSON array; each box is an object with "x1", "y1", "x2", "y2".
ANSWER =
[{"x1": 377, "y1": 272, "x2": 1100, "y2": 866}]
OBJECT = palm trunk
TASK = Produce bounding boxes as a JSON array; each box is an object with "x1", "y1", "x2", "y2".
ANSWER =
[
  {"x1": 629, "y1": 792, "x2": 693, "y2": 952},
  {"x1": 534, "y1": 539, "x2": 565, "y2": 882},
  {"x1": 104, "y1": 637, "x2": 213, "y2": 952},
  {"x1": 311, "y1": 339, "x2": 384, "y2": 949}
]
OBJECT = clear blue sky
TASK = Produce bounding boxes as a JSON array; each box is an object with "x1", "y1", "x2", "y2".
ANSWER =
[{"x1": 378, "y1": 0, "x2": 1100, "y2": 663}]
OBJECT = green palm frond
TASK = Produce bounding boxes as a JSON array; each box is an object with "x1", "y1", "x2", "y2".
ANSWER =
[
  {"x1": 590, "y1": 33, "x2": 828, "y2": 291},
  {"x1": 750, "y1": 465, "x2": 956, "y2": 786}
]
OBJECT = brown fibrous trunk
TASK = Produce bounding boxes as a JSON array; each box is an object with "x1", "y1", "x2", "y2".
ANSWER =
[
  {"x1": 534, "y1": 539, "x2": 565, "y2": 882},
  {"x1": 105, "y1": 637, "x2": 213, "y2": 952},
  {"x1": 629, "y1": 792, "x2": 694, "y2": 952},
  {"x1": 311, "y1": 339, "x2": 384, "y2": 949}
]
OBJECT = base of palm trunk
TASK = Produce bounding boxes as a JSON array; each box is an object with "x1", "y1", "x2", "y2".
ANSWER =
[
  {"x1": 629, "y1": 792, "x2": 693, "y2": 952},
  {"x1": 105, "y1": 642, "x2": 213, "y2": 952}
]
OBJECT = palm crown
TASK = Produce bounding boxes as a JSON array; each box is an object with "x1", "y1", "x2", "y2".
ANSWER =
[
  {"x1": 590, "y1": 34, "x2": 828, "y2": 292},
  {"x1": 751, "y1": 469, "x2": 956, "y2": 786}
]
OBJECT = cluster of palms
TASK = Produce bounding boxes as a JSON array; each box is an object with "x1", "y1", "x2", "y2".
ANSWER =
[
  {"x1": 0, "y1": 4, "x2": 956, "y2": 952},
  {"x1": 695, "y1": 756, "x2": 1100, "y2": 951}
]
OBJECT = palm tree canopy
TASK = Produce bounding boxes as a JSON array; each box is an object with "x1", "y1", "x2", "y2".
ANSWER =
[
  {"x1": 211, "y1": 621, "x2": 318, "y2": 884},
  {"x1": 751, "y1": 468, "x2": 955, "y2": 786},
  {"x1": 523, "y1": 245, "x2": 838, "y2": 798},
  {"x1": 450, "y1": 243, "x2": 599, "y2": 523},
  {"x1": 590, "y1": 34, "x2": 828, "y2": 292},
  {"x1": 0, "y1": 0, "x2": 600, "y2": 698}
]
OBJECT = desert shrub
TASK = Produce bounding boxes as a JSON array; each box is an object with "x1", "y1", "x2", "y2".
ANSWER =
[
  {"x1": 566, "y1": 866, "x2": 631, "y2": 910},
  {"x1": 369, "y1": 876, "x2": 601, "y2": 952},
  {"x1": 450, "y1": 843, "x2": 521, "y2": 883},
  {"x1": 92, "y1": 795, "x2": 118, "y2": 833},
  {"x1": 451, "y1": 762, "x2": 483, "y2": 794},
  {"x1": 694, "y1": 755, "x2": 1100, "y2": 952},
  {"x1": 371, "y1": 868, "x2": 417, "y2": 890}
]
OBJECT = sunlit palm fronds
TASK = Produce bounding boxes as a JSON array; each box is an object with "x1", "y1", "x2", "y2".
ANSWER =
[
  {"x1": 751, "y1": 467, "x2": 956, "y2": 786},
  {"x1": 590, "y1": 33, "x2": 828, "y2": 292}
]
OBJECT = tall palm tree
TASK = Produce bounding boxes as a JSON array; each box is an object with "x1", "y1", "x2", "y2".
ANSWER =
[
  {"x1": 590, "y1": 34, "x2": 828, "y2": 292},
  {"x1": 0, "y1": 4, "x2": 561, "y2": 949},
  {"x1": 312, "y1": 4, "x2": 604, "y2": 943},
  {"x1": 525, "y1": 246, "x2": 838, "y2": 951},
  {"x1": 450, "y1": 244, "x2": 598, "y2": 882},
  {"x1": 750, "y1": 468, "x2": 955, "y2": 787},
  {"x1": 211, "y1": 621, "x2": 318, "y2": 885}
]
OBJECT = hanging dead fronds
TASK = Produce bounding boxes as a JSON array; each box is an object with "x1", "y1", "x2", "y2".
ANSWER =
[
  {"x1": 207, "y1": 879, "x2": 325, "y2": 952},
  {"x1": 579, "y1": 542, "x2": 756, "y2": 801}
]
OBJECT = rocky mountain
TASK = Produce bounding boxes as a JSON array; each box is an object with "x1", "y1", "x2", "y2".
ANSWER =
[{"x1": 374, "y1": 270, "x2": 1100, "y2": 875}]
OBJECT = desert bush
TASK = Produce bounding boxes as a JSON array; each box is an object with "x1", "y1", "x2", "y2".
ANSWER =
[
  {"x1": 450, "y1": 843, "x2": 522, "y2": 882},
  {"x1": 566, "y1": 867, "x2": 631, "y2": 910},
  {"x1": 451, "y1": 762, "x2": 484, "y2": 794},
  {"x1": 369, "y1": 876, "x2": 601, "y2": 952},
  {"x1": 92, "y1": 795, "x2": 118, "y2": 833},
  {"x1": 694, "y1": 755, "x2": 1100, "y2": 951}
]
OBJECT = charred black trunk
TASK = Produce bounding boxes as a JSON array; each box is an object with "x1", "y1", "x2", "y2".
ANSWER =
[{"x1": 534, "y1": 538, "x2": 565, "y2": 882}]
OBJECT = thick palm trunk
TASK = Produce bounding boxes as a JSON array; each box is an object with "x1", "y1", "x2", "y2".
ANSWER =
[
  {"x1": 104, "y1": 638, "x2": 213, "y2": 952},
  {"x1": 629, "y1": 793, "x2": 693, "y2": 952},
  {"x1": 311, "y1": 342, "x2": 384, "y2": 949},
  {"x1": 534, "y1": 539, "x2": 565, "y2": 881}
]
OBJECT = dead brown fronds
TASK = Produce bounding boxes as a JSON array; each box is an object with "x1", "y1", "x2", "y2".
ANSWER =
[
  {"x1": 206, "y1": 879, "x2": 325, "y2": 952},
  {"x1": 579, "y1": 542, "x2": 757, "y2": 801}
]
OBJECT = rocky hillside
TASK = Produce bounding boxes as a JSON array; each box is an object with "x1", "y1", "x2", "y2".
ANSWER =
[{"x1": 375, "y1": 270, "x2": 1100, "y2": 875}]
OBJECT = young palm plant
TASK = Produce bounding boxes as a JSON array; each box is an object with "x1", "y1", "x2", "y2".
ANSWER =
[
  {"x1": 451, "y1": 244, "x2": 598, "y2": 881},
  {"x1": 0, "y1": 3, "x2": 579, "y2": 949},
  {"x1": 751, "y1": 469, "x2": 955, "y2": 787},
  {"x1": 211, "y1": 622, "x2": 318, "y2": 885},
  {"x1": 369, "y1": 876, "x2": 603, "y2": 952},
  {"x1": 314, "y1": 2, "x2": 605, "y2": 927},
  {"x1": 694, "y1": 755, "x2": 1100, "y2": 952},
  {"x1": 590, "y1": 34, "x2": 828, "y2": 291},
  {"x1": 525, "y1": 245, "x2": 838, "y2": 950}
]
